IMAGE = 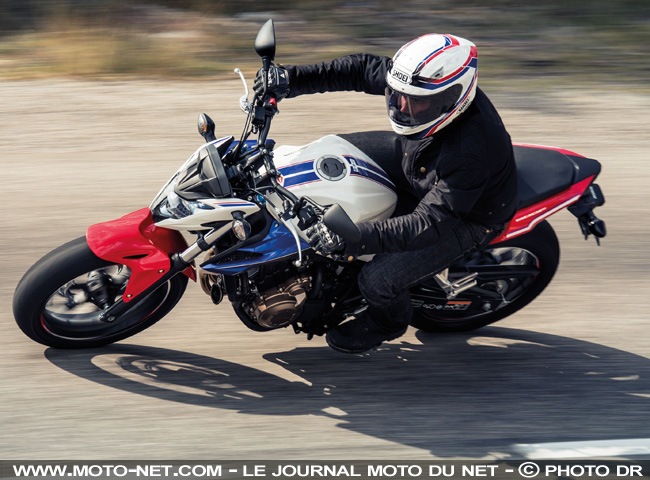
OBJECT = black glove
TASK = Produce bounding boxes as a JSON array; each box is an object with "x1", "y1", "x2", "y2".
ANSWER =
[
  {"x1": 306, "y1": 221, "x2": 346, "y2": 258},
  {"x1": 253, "y1": 65, "x2": 290, "y2": 101}
]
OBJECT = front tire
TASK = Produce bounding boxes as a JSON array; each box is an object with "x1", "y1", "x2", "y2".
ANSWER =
[
  {"x1": 411, "y1": 220, "x2": 560, "y2": 332},
  {"x1": 13, "y1": 237, "x2": 187, "y2": 348}
]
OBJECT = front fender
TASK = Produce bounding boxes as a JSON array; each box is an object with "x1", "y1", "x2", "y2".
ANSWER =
[{"x1": 87, "y1": 208, "x2": 196, "y2": 302}]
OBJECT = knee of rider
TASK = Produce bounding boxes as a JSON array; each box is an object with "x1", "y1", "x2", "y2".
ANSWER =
[{"x1": 358, "y1": 265, "x2": 397, "y2": 306}]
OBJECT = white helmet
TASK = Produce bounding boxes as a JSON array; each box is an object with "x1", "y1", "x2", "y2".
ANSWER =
[{"x1": 385, "y1": 34, "x2": 478, "y2": 138}]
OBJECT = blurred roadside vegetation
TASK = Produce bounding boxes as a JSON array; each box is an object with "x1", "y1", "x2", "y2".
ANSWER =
[{"x1": 0, "y1": 0, "x2": 648, "y2": 90}]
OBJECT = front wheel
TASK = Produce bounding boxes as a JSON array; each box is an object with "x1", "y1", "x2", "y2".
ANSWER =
[
  {"x1": 410, "y1": 220, "x2": 560, "y2": 332},
  {"x1": 13, "y1": 237, "x2": 188, "y2": 348}
]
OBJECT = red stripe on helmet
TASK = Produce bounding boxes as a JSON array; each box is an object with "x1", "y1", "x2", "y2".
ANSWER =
[
  {"x1": 414, "y1": 35, "x2": 464, "y2": 75},
  {"x1": 418, "y1": 47, "x2": 477, "y2": 85},
  {"x1": 447, "y1": 34, "x2": 460, "y2": 46},
  {"x1": 432, "y1": 46, "x2": 477, "y2": 83}
]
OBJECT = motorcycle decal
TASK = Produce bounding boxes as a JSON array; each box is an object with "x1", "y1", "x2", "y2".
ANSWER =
[
  {"x1": 277, "y1": 159, "x2": 322, "y2": 188},
  {"x1": 344, "y1": 155, "x2": 392, "y2": 180},
  {"x1": 492, "y1": 175, "x2": 596, "y2": 243},
  {"x1": 390, "y1": 68, "x2": 412, "y2": 85},
  {"x1": 415, "y1": 300, "x2": 472, "y2": 311},
  {"x1": 202, "y1": 222, "x2": 310, "y2": 275},
  {"x1": 277, "y1": 159, "x2": 315, "y2": 176},
  {"x1": 343, "y1": 155, "x2": 396, "y2": 192},
  {"x1": 213, "y1": 201, "x2": 257, "y2": 208},
  {"x1": 282, "y1": 171, "x2": 321, "y2": 188},
  {"x1": 86, "y1": 208, "x2": 196, "y2": 302}
]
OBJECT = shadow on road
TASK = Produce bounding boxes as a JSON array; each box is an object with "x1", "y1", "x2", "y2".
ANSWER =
[{"x1": 45, "y1": 327, "x2": 650, "y2": 458}]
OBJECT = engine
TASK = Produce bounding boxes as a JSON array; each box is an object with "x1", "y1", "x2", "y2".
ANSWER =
[
  {"x1": 199, "y1": 261, "x2": 312, "y2": 329},
  {"x1": 249, "y1": 275, "x2": 311, "y2": 328}
]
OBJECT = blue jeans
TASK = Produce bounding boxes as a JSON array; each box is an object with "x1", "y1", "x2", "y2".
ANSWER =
[{"x1": 357, "y1": 220, "x2": 497, "y2": 329}]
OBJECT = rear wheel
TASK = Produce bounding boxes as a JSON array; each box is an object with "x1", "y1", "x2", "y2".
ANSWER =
[
  {"x1": 410, "y1": 220, "x2": 559, "y2": 332},
  {"x1": 13, "y1": 237, "x2": 187, "y2": 348}
]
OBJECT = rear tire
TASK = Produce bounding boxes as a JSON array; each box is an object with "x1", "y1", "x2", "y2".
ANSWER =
[
  {"x1": 411, "y1": 220, "x2": 559, "y2": 332},
  {"x1": 13, "y1": 236, "x2": 188, "y2": 348}
]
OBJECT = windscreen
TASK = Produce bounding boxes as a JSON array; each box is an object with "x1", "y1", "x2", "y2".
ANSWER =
[{"x1": 174, "y1": 145, "x2": 231, "y2": 200}]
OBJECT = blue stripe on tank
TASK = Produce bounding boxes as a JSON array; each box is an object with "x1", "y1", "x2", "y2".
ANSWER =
[
  {"x1": 278, "y1": 160, "x2": 315, "y2": 177},
  {"x1": 283, "y1": 171, "x2": 320, "y2": 187},
  {"x1": 350, "y1": 157, "x2": 393, "y2": 183}
]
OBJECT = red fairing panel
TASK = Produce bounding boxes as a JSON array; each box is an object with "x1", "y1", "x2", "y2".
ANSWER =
[
  {"x1": 86, "y1": 208, "x2": 196, "y2": 302},
  {"x1": 491, "y1": 175, "x2": 596, "y2": 244}
]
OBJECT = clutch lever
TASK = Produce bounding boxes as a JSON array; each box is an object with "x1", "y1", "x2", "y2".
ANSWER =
[{"x1": 234, "y1": 68, "x2": 252, "y2": 114}]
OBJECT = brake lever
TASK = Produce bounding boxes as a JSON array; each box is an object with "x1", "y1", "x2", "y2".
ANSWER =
[{"x1": 280, "y1": 212, "x2": 304, "y2": 268}]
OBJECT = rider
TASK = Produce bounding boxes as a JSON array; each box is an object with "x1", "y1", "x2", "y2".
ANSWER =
[{"x1": 255, "y1": 33, "x2": 519, "y2": 354}]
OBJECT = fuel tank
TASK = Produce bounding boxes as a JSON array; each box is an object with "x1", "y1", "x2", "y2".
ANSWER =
[{"x1": 271, "y1": 135, "x2": 397, "y2": 223}]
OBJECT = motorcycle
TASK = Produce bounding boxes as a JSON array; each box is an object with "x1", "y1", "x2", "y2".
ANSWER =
[{"x1": 13, "y1": 20, "x2": 607, "y2": 349}]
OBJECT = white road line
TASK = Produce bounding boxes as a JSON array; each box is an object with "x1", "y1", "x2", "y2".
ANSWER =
[{"x1": 514, "y1": 439, "x2": 650, "y2": 459}]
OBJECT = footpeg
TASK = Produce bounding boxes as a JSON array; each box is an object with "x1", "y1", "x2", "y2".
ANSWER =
[{"x1": 434, "y1": 269, "x2": 478, "y2": 299}]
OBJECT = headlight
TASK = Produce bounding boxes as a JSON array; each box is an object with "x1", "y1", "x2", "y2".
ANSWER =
[
  {"x1": 152, "y1": 182, "x2": 214, "y2": 220},
  {"x1": 166, "y1": 191, "x2": 193, "y2": 218}
]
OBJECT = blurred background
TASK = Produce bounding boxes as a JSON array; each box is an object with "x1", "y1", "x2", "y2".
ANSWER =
[{"x1": 0, "y1": 0, "x2": 648, "y2": 88}]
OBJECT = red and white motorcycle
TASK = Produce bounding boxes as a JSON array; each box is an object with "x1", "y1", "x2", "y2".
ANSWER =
[{"x1": 13, "y1": 20, "x2": 606, "y2": 348}]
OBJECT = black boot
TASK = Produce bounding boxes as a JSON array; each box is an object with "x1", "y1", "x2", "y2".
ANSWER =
[{"x1": 326, "y1": 295, "x2": 411, "y2": 354}]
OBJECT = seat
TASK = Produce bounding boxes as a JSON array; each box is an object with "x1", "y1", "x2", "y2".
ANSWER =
[
  {"x1": 514, "y1": 145, "x2": 602, "y2": 209},
  {"x1": 514, "y1": 145, "x2": 576, "y2": 209}
]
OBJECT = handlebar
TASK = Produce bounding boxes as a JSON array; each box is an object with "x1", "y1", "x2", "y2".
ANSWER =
[{"x1": 229, "y1": 63, "x2": 297, "y2": 215}]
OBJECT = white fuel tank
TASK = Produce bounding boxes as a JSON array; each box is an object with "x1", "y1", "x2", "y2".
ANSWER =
[{"x1": 271, "y1": 135, "x2": 397, "y2": 223}]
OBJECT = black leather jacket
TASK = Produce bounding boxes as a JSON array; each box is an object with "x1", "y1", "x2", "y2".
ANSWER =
[{"x1": 285, "y1": 54, "x2": 518, "y2": 254}]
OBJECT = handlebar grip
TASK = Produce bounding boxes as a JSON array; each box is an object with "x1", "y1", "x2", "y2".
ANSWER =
[{"x1": 323, "y1": 204, "x2": 361, "y2": 243}]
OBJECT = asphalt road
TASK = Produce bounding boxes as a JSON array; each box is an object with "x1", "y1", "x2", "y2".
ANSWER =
[{"x1": 1, "y1": 79, "x2": 649, "y2": 460}]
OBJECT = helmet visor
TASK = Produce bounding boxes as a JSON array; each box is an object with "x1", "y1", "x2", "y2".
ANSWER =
[{"x1": 385, "y1": 85, "x2": 462, "y2": 128}]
